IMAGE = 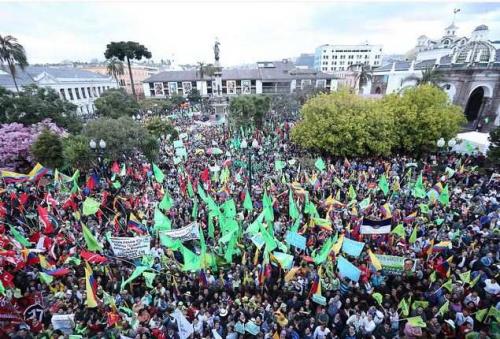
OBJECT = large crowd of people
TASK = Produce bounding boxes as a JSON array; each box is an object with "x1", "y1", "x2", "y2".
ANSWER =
[{"x1": 0, "y1": 114, "x2": 498, "y2": 339}]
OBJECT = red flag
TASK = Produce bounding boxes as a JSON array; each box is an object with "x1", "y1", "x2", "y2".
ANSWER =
[
  {"x1": 37, "y1": 206, "x2": 54, "y2": 234},
  {"x1": 80, "y1": 250, "x2": 107, "y2": 264},
  {"x1": 308, "y1": 275, "x2": 320, "y2": 298},
  {"x1": 45, "y1": 192, "x2": 58, "y2": 207},
  {"x1": 86, "y1": 176, "x2": 96, "y2": 191},
  {"x1": 62, "y1": 196, "x2": 77, "y2": 211},
  {"x1": 107, "y1": 312, "x2": 121, "y2": 327},
  {"x1": 0, "y1": 270, "x2": 15, "y2": 288},
  {"x1": 19, "y1": 192, "x2": 29, "y2": 206},
  {"x1": 111, "y1": 162, "x2": 120, "y2": 174},
  {"x1": 200, "y1": 168, "x2": 210, "y2": 183}
]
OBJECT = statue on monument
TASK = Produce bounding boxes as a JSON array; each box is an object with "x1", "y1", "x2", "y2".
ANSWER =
[{"x1": 213, "y1": 39, "x2": 220, "y2": 63}]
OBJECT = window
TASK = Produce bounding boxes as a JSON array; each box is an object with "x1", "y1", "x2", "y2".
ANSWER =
[
  {"x1": 68, "y1": 88, "x2": 74, "y2": 100},
  {"x1": 333, "y1": 67, "x2": 337, "y2": 70},
  {"x1": 348, "y1": 55, "x2": 354, "y2": 59},
  {"x1": 365, "y1": 55, "x2": 369, "y2": 59},
  {"x1": 81, "y1": 87, "x2": 86, "y2": 98},
  {"x1": 322, "y1": 67, "x2": 327, "y2": 71},
  {"x1": 75, "y1": 88, "x2": 80, "y2": 99},
  {"x1": 60, "y1": 89, "x2": 66, "y2": 100},
  {"x1": 87, "y1": 87, "x2": 92, "y2": 98},
  {"x1": 333, "y1": 61, "x2": 337, "y2": 65}
]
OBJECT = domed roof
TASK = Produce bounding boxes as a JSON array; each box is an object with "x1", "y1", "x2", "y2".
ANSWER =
[
  {"x1": 445, "y1": 23, "x2": 458, "y2": 30},
  {"x1": 418, "y1": 35, "x2": 428, "y2": 39},
  {"x1": 474, "y1": 25, "x2": 489, "y2": 32}
]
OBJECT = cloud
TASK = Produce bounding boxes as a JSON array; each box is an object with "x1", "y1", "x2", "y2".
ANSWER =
[{"x1": 0, "y1": 2, "x2": 498, "y2": 65}]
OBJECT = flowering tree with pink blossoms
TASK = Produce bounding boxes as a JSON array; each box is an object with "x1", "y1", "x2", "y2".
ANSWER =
[{"x1": 0, "y1": 119, "x2": 66, "y2": 171}]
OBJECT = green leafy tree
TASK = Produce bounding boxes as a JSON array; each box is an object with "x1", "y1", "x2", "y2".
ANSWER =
[
  {"x1": 0, "y1": 34, "x2": 28, "y2": 93},
  {"x1": 139, "y1": 98, "x2": 173, "y2": 114},
  {"x1": 403, "y1": 67, "x2": 443, "y2": 86},
  {"x1": 104, "y1": 41, "x2": 152, "y2": 100},
  {"x1": 31, "y1": 129, "x2": 64, "y2": 169},
  {"x1": 383, "y1": 84, "x2": 465, "y2": 154},
  {"x1": 229, "y1": 95, "x2": 271, "y2": 129},
  {"x1": 187, "y1": 88, "x2": 202, "y2": 104},
  {"x1": 83, "y1": 117, "x2": 158, "y2": 161},
  {"x1": 0, "y1": 84, "x2": 82, "y2": 133},
  {"x1": 63, "y1": 134, "x2": 94, "y2": 171},
  {"x1": 145, "y1": 116, "x2": 179, "y2": 140},
  {"x1": 291, "y1": 89, "x2": 395, "y2": 157},
  {"x1": 487, "y1": 126, "x2": 500, "y2": 166},
  {"x1": 170, "y1": 93, "x2": 186, "y2": 107},
  {"x1": 94, "y1": 88, "x2": 139, "y2": 118}
]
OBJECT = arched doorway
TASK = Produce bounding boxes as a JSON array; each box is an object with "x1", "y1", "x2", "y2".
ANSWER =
[{"x1": 464, "y1": 87, "x2": 484, "y2": 122}]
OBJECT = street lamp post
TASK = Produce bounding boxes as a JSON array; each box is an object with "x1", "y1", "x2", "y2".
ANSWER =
[
  {"x1": 89, "y1": 139, "x2": 106, "y2": 177},
  {"x1": 240, "y1": 138, "x2": 259, "y2": 197}
]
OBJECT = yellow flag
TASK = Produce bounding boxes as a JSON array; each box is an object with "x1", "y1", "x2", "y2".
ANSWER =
[
  {"x1": 331, "y1": 234, "x2": 344, "y2": 255},
  {"x1": 284, "y1": 267, "x2": 300, "y2": 282},
  {"x1": 368, "y1": 249, "x2": 382, "y2": 271}
]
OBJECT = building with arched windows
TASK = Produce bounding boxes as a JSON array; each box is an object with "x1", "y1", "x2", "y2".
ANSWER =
[{"x1": 369, "y1": 23, "x2": 500, "y2": 132}]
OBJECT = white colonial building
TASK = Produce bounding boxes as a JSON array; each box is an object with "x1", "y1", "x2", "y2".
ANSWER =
[
  {"x1": 143, "y1": 60, "x2": 342, "y2": 98},
  {"x1": 0, "y1": 66, "x2": 118, "y2": 115},
  {"x1": 314, "y1": 43, "x2": 383, "y2": 72},
  {"x1": 369, "y1": 24, "x2": 500, "y2": 132}
]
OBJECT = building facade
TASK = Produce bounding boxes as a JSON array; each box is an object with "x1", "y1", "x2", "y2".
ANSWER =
[
  {"x1": 0, "y1": 66, "x2": 118, "y2": 115},
  {"x1": 82, "y1": 64, "x2": 159, "y2": 98},
  {"x1": 314, "y1": 44, "x2": 383, "y2": 73},
  {"x1": 369, "y1": 24, "x2": 500, "y2": 131},
  {"x1": 143, "y1": 60, "x2": 340, "y2": 98}
]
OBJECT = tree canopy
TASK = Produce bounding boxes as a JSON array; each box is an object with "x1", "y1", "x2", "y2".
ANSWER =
[
  {"x1": 292, "y1": 85, "x2": 465, "y2": 157},
  {"x1": 487, "y1": 126, "x2": 500, "y2": 166},
  {"x1": 229, "y1": 95, "x2": 271, "y2": 129},
  {"x1": 145, "y1": 117, "x2": 179, "y2": 140},
  {"x1": 0, "y1": 84, "x2": 82, "y2": 133},
  {"x1": 82, "y1": 117, "x2": 158, "y2": 162},
  {"x1": 94, "y1": 88, "x2": 139, "y2": 118},
  {"x1": 31, "y1": 129, "x2": 64, "y2": 169}
]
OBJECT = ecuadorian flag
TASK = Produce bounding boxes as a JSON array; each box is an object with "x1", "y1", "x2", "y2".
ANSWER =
[
  {"x1": 127, "y1": 213, "x2": 147, "y2": 235},
  {"x1": 1, "y1": 163, "x2": 49, "y2": 183},
  {"x1": 85, "y1": 262, "x2": 98, "y2": 308}
]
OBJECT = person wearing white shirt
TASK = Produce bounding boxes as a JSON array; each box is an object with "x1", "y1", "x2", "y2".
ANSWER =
[
  {"x1": 346, "y1": 312, "x2": 362, "y2": 332},
  {"x1": 484, "y1": 278, "x2": 500, "y2": 295},
  {"x1": 464, "y1": 291, "x2": 480, "y2": 307},
  {"x1": 360, "y1": 314, "x2": 376, "y2": 335},
  {"x1": 313, "y1": 324, "x2": 331, "y2": 339}
]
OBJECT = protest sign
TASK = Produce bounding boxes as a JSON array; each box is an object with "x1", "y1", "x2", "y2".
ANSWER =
[
  {"x1": 108, "y1": 236, "x2": 151, "y2": 258},
  {"x1": 375, "y1": 254, "x2": 416, "y2": 275},
  {"x1": 312, "y1": 294, "x2": 327, "y2": 305},
  {"x1": 51, "y1": 314, "x2": 75, "y2": 334},
  {"x1": 251, "y1": 233, "x2": 265, "y2": 250},
  {"x1": 337, "y1": 256, "x2": 361, "y2": 282},
  {"x1": 235, "y1": 322, "x2": 246, "y2": 334},
  {"x1": 160, "y1": 222, "x2": 200, "y2": 242},
  {"x1": 172, "y1": 309, "x2": 194, "y2": 339},
  {"x1": 245, "y1": 321, "x2": 260, "y2": 335},
  {"x1": 285, "y1": 231, "x2": 306, "y2": 250},
  {"x1": 342, "y1": 237, "x2": 365, "y2": 257}
]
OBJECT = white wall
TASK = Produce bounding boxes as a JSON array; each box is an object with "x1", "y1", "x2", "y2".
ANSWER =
[
  {"x1": 256, "y1": 80, "x2": 263, "y2": 94},
  {"x1": 143, "y1": 83, "x2": 151, "y2": 97}
]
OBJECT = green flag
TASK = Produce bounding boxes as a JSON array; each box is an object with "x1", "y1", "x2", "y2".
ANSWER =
[
  {"x1": 82, "y1": 224, "x2": 102, "y2": 252},
  {"x1": 398, "y1": 298, "x2": 409, "y2": 317},
  {"x1": 407, "y1": 316, "x2": 427, "y2": 328},
  {"x1": 180, "y1": 245, "x2": 201, "y2": 271},
  {"x1": 82, "y1": 197, "x2": 100, "y2": 216},
  {"x1": 439, "y1": 184, "x2": 450, "y2": 206},
  {"x1": 187, "y1": 179, "x2": 194, "y2": 198},
  {"x1": 154, "y1": 208, "x2": 171, "y2": 231},
  {"x1": 487, "y1": 306, "x2": 500, "y2": 322},
  {"x1": 412, "y1": 300, "x2": 429, "y2": 310},
  {"x1": 412, "y1": 173, "x2": 426, "y2": 199},
  {"x1": 470, "y1": 274, "x2": 481, "y2": 288},
  {"x1": 435, "y1": 218, "x2": 444, "y2": 226},
  {"x1": 119, "y1": 164, "x2": 126, "y2": 176},
  {"x1": 191, "y1": 199, "x2": 198, "y2": 220},
  {"x1": 159, "y1": 191, "x2": 173, "y2": 211},
  {"x1": 430, "y1": 271, "x2": 437, "y2": 283},
  {"x1": 378, "y1": 174, "x2": 389, "y2": 196},
  {"x1": 275, "y1": 160, "x2": 286, "y2": 172},
  {"x1": 152, "y1": 163, "x2": 165, "y2": 183},
  {"x1": 348, "y1": 185, "x2": 357, "y2": 201},
  {"x1": 10, "y1": 226, "x2": 31, "y2": 247},
  {"x1": 392, "y1": 224, "x2": 405, "y2": 238},
  {"x1": 243, "y1": 190, "x2": 253, "y2": 212},
  {"x1": 112, "y1": 181, "x2": 121, "y2": 189},
  {"x1": 159, "y1": 233, "x2": 182, "y2": 250},
  {"x1": 121, "y1": 266, "x2": 148, "y2": 290},
  {"x1": 475, "y1": 308, "x2": 488, "y2": 322},
  {"x1": 260, "y1": 224, "x2": 277, "y2": 252},
  {"x1": 221, "y1": 199, "x2": 236, "y2": 218},
  {"x1": 359, "y1": 197, "x2": 371, "y2": 210},
  {"x1": 39, "y1": 272, "x2": 53, "y2": 285},
  {"x1": 313, "y1": 237, "x2": 333, "y2": 265},
  {"x1": 437, "y1": 301, "x2": 449, "y2": 317},
  {"x1": 372, "y1": 292, "x2": 383, "y2": 305},
  {"x1": 459, "y1": 271, "x2": 471, "y2": 284},
  {"x1": 409, "y1": 225, "x2": 418, "y2": 244},
  {"x1": 315, "y1": 158, "x2": 326, "y2": 172},
  {"x1": 142, "y1": 272, "x2": 156, "y2": 288},
  {"x1": 419, "y1": 204, "x2": 430, "y2": 214},
  {"x1": 441, "y1": 279, "x2": 453, "y2": 292},
  {"x1": 289, "y1": 190, "x2": 299, "y2": 220},
  {"x1": 0, "y1": 280, "x2": 4, "y2": 295}
]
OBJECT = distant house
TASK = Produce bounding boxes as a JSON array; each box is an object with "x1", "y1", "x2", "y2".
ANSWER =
[{"x1": 0, "y1": 66, "x2": 118, "y2": 115}]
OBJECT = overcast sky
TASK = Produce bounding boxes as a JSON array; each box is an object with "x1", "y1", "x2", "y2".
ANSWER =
[{"x1": 1, "y1": 1, "x2": 499, "y2": 66}]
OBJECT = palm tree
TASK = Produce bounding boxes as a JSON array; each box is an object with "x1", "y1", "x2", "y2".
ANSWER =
[
  {"x1": 351, "y1": 64, "x2": 372, "y2": 94},
  {"x1": 0, "y1": 35, "x2": 28, "y2": 93},
  {"x1": 196, "y1": 62, "x2": 206, "y2": 78},
  {"x1": 403, "y1": 67, "x2": 442, "y2": 86},
  {"x1": 106, "y1": 57, "x2": 124, "y2": 86}
]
